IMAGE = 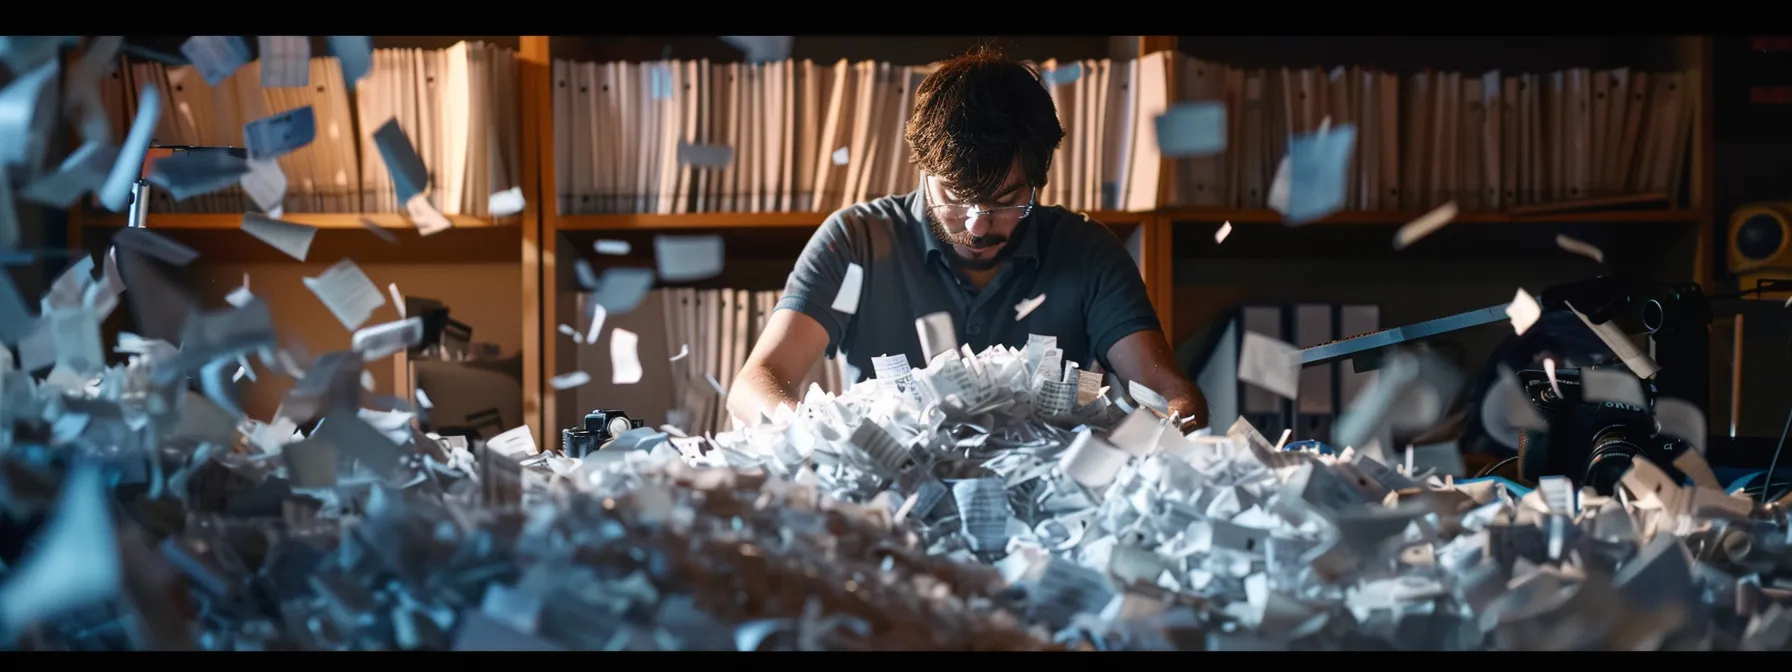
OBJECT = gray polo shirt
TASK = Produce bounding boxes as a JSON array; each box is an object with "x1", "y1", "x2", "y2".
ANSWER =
[{"x1": 777, "y1": 189, "x2": 1160, "y2": 383}]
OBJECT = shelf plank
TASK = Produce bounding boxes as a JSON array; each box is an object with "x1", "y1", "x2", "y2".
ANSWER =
[
  {"x1": 557, "y1": 211, "x2": 825, "y2": 230},
  {"x1": 1159, "y1": 208, "x2": 1702, "y2": 225},
  {"x1": 555, "y1": 209, "x2": 1148, "y2": 230},
  {"x1": 83, "y1": 212, "x2": 516, "y2": 230},
  {"x1": 80, "y1": 224, "x2": 522, "y2": 264}
]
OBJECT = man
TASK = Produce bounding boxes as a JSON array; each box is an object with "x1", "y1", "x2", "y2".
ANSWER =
[{"x1": 728, "y1": 47, "x2": 1208, "y2": 430}]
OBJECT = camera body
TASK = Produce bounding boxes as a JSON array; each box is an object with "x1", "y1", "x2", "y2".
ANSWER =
[
  {"x1": 559, "y1": 409, "x2": 645, "y2": 458},
  {"x1": 1513, "y1": 366, "x2": 1689, "y2": 495}
]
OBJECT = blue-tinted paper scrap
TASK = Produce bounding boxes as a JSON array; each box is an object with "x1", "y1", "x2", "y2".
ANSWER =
[
  {"x1": 1154, "y1": 101, "x2": 1227, "y2": 158},
  {"x1": 650, "y1": 63, "x2": 674, "y2": 101},
  {"x1": 179, "y1": 36, "x2": 251, "y2": 87},
  {"x1": 145, "y1": 148, "x2": 248, "y2": 201},
  {"x1": 371, "y1": 119, "x2": 429, "y2": 204},
  {"x1": 326, "y1": 36, "x2": 373, "y2": 87},
  {"x1": 244, "y1": 107, "x2": 316, "y2": 162},
  {"x1": 591, "y1": 267, "x2": 657, "y2": 314},
  {"x1": 1044, "y1": 62, "x2": 1083, "y2": 87},
  {"x1": 1284, "y1": 124, "x2": 1356, "y2": 226},
  {"x1": 719, "y1": 36, "x2": 794, "y2": 64}
]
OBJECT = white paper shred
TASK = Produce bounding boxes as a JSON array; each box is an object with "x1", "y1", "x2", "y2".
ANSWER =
[
  {"x1": 406, "y1": 193, "x2": 454, "y2": 236},
  {"x1": 388, "y1": 283, "x2": 406, "y2": 318},
  {"x1": 487, "y1": 425, "x2": 537, "y2": 459},
  {"x1": 1556, "y1": 234, "x2": 1606, "y2": 264},
  {"x1": 1394, "y1": 202, "x2": 1459, "y2": 249},
  {"x1": 1014, "y1": 294, "x2": 1046, "y2": 321},
  {"x1": 488, "y1": 186, "x2": 525, "y2": 217},
  {"x1": 1506, "y1": 288, "x2": 1542, "y2": 336},
  {"x1": 610, "y1": 328, "x2": 642, "y2": 384},
  {"x1": 831, "y1": 263, "x2": 864, "y2": 314},
  {"x1": 550, "y1": 371, "x2": 592, "y2": 390}
]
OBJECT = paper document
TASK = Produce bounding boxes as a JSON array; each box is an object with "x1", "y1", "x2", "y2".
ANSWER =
[
  {"x1": 1238, "y1": 331, "x2": 1300, "y2": 400},
  {"x1": 303, "y1": 260, "x2": 385, "y2": 331}
]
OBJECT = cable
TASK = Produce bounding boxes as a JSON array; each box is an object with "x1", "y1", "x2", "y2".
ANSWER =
[
  {"x1": 1476, "y1": 456, "x2": 1519, "y2": 479},
  {"x1": 1756, "y1": 402, "x2": 1792, "y2": 503}
]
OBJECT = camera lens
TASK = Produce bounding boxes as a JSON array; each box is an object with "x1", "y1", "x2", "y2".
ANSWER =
[{"x1": 1584, "y1": 427, "x2": 1644, "y2": 496}]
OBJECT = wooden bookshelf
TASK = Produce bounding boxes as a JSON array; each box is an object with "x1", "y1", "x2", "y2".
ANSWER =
[
  {"x1": 1157, "y1": 208, "x2": 1704, "y2": 226},
  {"x1": 557, "y1": 210, "x2": 1150, "y2": 231},
  {"x1": 67, "y1": 35, "x2": 543, "y2": 434},
  {"x1": 1155, "y1": 34, "x2": 1716, "y2": 376},
  {"x1": 66, "y1": 34, "x2": 1717, "y2": 450}
]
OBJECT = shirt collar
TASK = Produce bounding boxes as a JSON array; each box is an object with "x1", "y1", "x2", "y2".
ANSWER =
[{"x1": 904, "y1": 188, "x2": 1041, "y2": 266}]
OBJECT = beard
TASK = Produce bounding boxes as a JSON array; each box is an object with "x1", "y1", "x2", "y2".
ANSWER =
[{"x1": 927, "y1": 213, "x2": 1012, "y2": 271}]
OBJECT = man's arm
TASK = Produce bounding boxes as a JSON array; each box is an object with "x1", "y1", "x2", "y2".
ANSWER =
[
  {"x1": 1078, "y1": 220, "x2": 1209, "y2": 430},
  {"x1": 1105, "y1": 330, "x2": 1210, "y2": 430},
  {"x1": 726, "y1": 208, "x2": 865, "y2": 423},
  {"x1": 727, "y1": 309, "x2": 831, "y2": 423}
]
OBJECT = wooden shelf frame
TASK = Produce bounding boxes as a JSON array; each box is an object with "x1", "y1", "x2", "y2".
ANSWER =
[
  {"x1": 80, "y1": 212, "x2": 515, "y2": 230},
  {"x1": 63, "y1": 35, "x2": 1716, "y2": 450}
]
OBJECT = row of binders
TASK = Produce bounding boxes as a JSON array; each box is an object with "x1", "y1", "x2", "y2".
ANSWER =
[
  {"x1": 553, "y1": 59, "x2": 924, "y2": 216},
  {"x1": 573, "y1": 288, "x2": 846, "y2": 436},
  {"x1": 99, "y1": 42, "x2": 522, "y2": 216},
  {"x1": 1036, "y1": 55, "x2": 1168, "y2": 213},
  {"x1": 1168, "y1": 55, "x2": 1697, "y2": 212},
  {"x1": 549, "y1": 56, "x2": 1173, "y2": 216}
]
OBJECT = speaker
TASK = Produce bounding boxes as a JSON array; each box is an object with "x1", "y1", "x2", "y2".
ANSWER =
[{"x1": 1728, "y1": 203, "x2": 1792, "y2": 274}]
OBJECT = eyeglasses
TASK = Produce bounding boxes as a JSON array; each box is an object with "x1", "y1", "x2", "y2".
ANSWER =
[{"x1": 928, "y1": 188, "x2": 1038, "y2": 228}]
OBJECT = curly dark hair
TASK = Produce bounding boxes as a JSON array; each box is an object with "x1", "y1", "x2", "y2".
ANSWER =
[{"x1": 903, "y1": 45, "x2": 1065, "y2": 201}]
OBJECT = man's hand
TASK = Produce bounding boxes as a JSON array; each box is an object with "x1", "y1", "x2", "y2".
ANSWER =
[
  {"x1": 1106, "y1": 330, "x2": 1210, "y2": 431},
  {"x1": 726, "y1": 309, "x2": 830, "y2": 424}
]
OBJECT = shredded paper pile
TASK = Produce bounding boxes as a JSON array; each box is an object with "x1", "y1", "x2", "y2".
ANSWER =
[{"x1": 3, "y1": 306, "x2": 1792, "y2": 651}]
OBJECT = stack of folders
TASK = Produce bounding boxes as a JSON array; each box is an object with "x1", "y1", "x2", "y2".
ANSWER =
[
  {"x1": 576, "y1": 288, "x2": 846, "y2": 437},
  {"x1": 549, "y1": 55, "x2": 1173, "y2": 215},
  {"x1": 1167, "y1": 58, "x2": 1699, "y2": 211},
  {"x1": 96, "y1": 42, "x2": 522, "y2": 217}
]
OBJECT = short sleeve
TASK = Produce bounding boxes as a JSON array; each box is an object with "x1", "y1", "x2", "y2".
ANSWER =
[
  {"x1": 1082, "y1": 224, "x2": 1162, "y2": 371},
  {"x1": 776, "y1": 208, "x2": 862, "y2": 355}
]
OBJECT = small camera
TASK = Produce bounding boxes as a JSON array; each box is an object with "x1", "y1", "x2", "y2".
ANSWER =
[
  {"x1": 1512, "y1": 366, "x2": 1688, "y2": 496},
  {"x1": 559, "y1": 409, "x2": 645, "y2": 458}
]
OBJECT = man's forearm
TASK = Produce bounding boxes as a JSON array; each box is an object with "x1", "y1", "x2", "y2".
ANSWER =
[
  {"x1": 1158, "y1": 378, "x2": 1210, "y2": 431},
  {"x1": 726, "y1": 365, "x2": 802, "y2": 425}
]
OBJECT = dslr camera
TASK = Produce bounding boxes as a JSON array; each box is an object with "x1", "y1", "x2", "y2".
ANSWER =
[{"x1": 1511, "y1": 366, "x2": 1688, "y2": 495}]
